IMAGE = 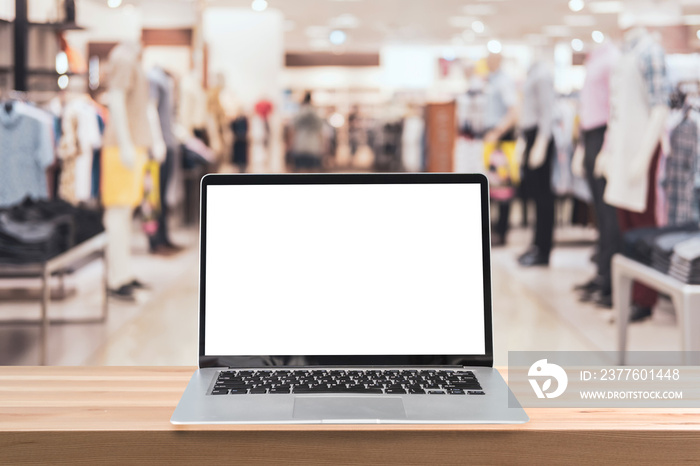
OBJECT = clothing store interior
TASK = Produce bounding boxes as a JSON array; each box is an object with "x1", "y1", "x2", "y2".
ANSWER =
[{"x1": 2, "y1": 0, "x2": 700, "y2": 366}]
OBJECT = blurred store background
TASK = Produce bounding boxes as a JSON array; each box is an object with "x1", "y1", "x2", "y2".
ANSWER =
[{"x1": 2, "y1": 0, "x2": 700, "y2": 366}]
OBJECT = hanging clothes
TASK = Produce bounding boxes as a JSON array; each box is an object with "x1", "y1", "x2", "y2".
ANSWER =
[
  {"x1": 662, "y1": 113, "x2": 699, "y2": 226},
  {"x1": 604, "y1": 31, "x2": 669, "y2": 213},
  {"x1": 57, "y1": 96, "x2": 101, "y2": 204},
  {"x1": 0, "y1": 103, "x2": 55, "y2": 208}
]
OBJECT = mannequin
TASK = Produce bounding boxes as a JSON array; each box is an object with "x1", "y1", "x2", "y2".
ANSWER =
[
  {"x1": 571, "y1": 39, "x2": 622, "y2": 307},
  {"x1": 517, "y1": 52, "x2": 557, "y2": 266},
  {"x1": 148, "y1": 65, "x2": 182, "y2": 255},
  {"x1": 601, "y1": 26, "x2": 670, "y2": 321},
  {"x1": 102, "y1": 42, "x2": 166, "y2": 300}
]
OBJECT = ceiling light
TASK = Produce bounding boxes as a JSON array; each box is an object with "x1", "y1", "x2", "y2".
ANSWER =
[
  {"x1": 591, "y1": 30, "x2": 604, "y2": 43},
  {"x1": 472, "y1": 20, "x2": 485, "y2": 33},
  {"x1": 568, "y1": 0, "x2": 584, "y2": 12},
  {"x1": 697, "y1": 29, "x2": 700, "y2": 40},
  {"x1": 487, "y1": 39, "x2": 502, "y2": 54},
  {"x1": 57, "y1": 75, "x2": 69, "y2": 90},
  {"x1": 55, "y1": 52, "x2": 69, "y2": 74},
  {"x1": 251, "y1": 0, "x2": 267, "y2": 12},
  {"x1": 329, "y1": 113, "x2": 345, "y2": 128},
  {"x1": 107, "y1": 0, "x2": 122, "y2": 7},
  {"x1": 571, "y1": 38, "x2": 584, "y2": 52},
  {"x1": 329, "y1": 30, "x2": 347, "y2": 45},
  {"x1": 587, "y1": 1, "x2": 622, "y2": 14}
]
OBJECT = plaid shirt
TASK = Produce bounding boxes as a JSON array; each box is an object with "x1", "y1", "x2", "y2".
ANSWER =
[
  {"x1": 663, "y1": 116, "x2": 699, "y2": 225},
  {"x1": 627, "y1": 35, "x2": 670, "y2": 108}
]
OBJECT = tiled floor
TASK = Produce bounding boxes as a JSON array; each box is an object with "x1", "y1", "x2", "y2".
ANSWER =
[{"x1": 0, "y1": 222, "x2": 683, "y2": 367}]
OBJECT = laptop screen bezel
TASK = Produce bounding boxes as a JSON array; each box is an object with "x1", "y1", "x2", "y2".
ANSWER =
[{"x1": 198, "y1": 173, "x2": 494, "y2": 368}]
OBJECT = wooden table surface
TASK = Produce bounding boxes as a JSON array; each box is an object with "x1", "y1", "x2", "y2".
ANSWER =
[{"x1": 2, "y1": 366, "x2": 700, "y2": 464}]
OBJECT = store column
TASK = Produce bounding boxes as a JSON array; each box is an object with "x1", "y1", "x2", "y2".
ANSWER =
[{"x1": 203, "y1": 8, "x2": 284, "y2": 173}]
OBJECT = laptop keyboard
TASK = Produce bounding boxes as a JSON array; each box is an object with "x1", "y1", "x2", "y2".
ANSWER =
[{"x1": 210, "y1": 369, "x2": 483, "y2": 395}]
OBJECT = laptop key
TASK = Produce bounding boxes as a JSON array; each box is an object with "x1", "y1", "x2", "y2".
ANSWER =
[
  {"x1": 229, "y1": 389, "x2": 248, "y2": 394},
  {"x1": 385, "y1": 388, "x2": 407, "y2": 394},
  {"x1": 467, "y1": 391, "x2": 486, "y2": 395},
  {"x1": 427, "y1": 390, "x2": 445, "y2": 395},
  {"x1": 447, "y1": 389, "x2": 465, "y2": 395},
  {"x1": 269, "y1": 388, "x2": 291, "y2": 394},
  {"x1": 211, "y1": 389, "x2": 229, "y2": 395},
  {"x1": 249, "y1": 388, "x2": 267, "y2": 394}
]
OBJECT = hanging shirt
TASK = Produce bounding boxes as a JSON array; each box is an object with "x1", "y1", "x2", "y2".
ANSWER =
[
  {"x1": 519, "y1": 61, "x2": 556, "y2": 141},
  {"x1": 604, "y1": 32, "x2": 670, "y2": 213},
  {"x1": 103, "y1": 43, "x2": 153, "y2": 148},
  {"x1": 57, "y1": 97, "x2": 101, "y2": 204},
  {"x1": 0, "y1": 105, "x2": 54, "y2": 207},
  {"x1": 580, "y1": 42, "x2": 620, "y2": 131},
  {"x1": 662, "y1": 115, "x2": 699, "y2": 226}
]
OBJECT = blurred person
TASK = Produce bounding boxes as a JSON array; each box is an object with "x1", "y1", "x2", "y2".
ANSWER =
[
  {"x1": 517, "y1": 56, "x2": 557, "y2": 267},
  {"x1": 290, "y1": 92, "x2": 324, "y2": 172},
  {"x1": 323, "y1": 107, "x2": 339, "y2": 168},
  {"x1": 482, "y1": 53, "x2": 519, "y2": 247},
  {"x1": 348, "y1": 105, "x2": 361, "y2": 164},
  {"x1": 147, "y1": 65, "x2": 183, "y2": 256},
  {"x1": 571, "y1": 40, "x2": 621, "y2": 307},
  {"x1": 230, "y1": 108, "x2": 249, "y2": 173}
]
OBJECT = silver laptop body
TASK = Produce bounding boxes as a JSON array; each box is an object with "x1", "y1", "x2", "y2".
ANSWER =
[{"x1": 171, "y1": 173, "x2": 528, "y2": 424}]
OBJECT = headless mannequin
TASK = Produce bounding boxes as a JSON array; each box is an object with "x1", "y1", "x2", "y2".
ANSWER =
[
  {"x1": 602, "y1": 26, "x2": 670, "y2": 317},
  {"x1": 104, "y1": 42, "x2": 165, "y2": 298},
  {"x1": 598, "y1": 27, "x2": 669, "y2": 183},
  {"x1": 572, "y1": 39, "x2": 622, "y2": 301},
  {"x1": 517, "y1": 48, "x2": 557, "y2": 266},
  {"x1": 523, "y1": 46, "x2": 554, "y2": 169}
]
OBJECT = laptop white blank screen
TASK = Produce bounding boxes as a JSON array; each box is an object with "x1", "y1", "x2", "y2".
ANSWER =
[{"x1": 204, "y1": 183, "x2": 486, "y2": 356}]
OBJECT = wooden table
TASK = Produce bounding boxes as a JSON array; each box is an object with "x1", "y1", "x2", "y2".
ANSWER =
[{"x1": 2, "y1": 366, "x2": 700, "y2": 465}]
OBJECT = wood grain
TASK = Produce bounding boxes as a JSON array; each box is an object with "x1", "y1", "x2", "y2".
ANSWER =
[{"x1": 1, "y1": 366, "x2": 700, "y2": 464}]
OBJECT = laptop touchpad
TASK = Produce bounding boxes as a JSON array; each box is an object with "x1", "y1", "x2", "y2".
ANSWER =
[{"x1": 293, "y1": 397, "x2": 406, "y2": 421}]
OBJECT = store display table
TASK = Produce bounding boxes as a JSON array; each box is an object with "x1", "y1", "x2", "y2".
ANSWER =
[
  {"x1": 613, "y1": 254, "x2": 700, "y2": 364},
  {"x1": 2, "y1": 366, "x2": 700, "y2": 464},
  {"x1": 0, "y1": 233, "x2": 109, "y2": 365}
]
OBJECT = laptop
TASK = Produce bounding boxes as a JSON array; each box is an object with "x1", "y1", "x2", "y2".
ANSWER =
[{"x1": 171, "y1": 173, "x2": 528, "y2": 424}]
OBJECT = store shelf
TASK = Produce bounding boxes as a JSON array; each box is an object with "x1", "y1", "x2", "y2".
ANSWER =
[
  {"x1": 28, "y1": 21, "x2": 84, "y2": 31},
  {"x1": 0, "y1": 19, "x2": 83, "y2": 31}
]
